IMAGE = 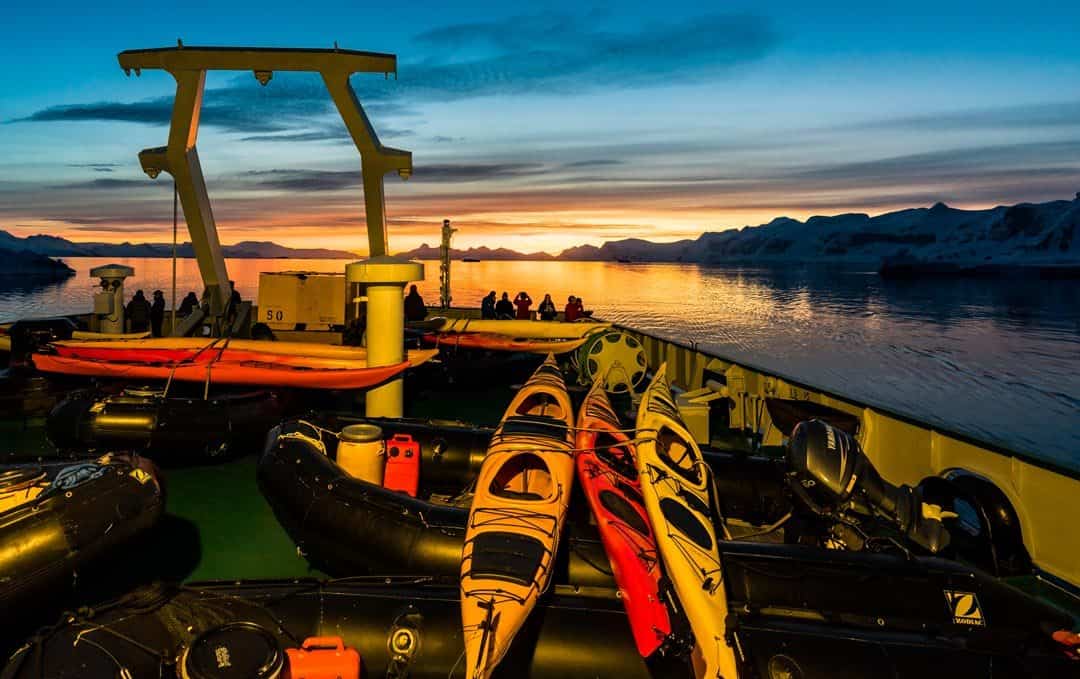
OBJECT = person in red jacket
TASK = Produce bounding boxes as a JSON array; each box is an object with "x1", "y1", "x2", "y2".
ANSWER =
[
  {"x1": 564, "y1": 295, "x2": 580, "y2": 322},
  {"x1": 513, "y1": 291, "x2": 532, "y2": 319},
  {"x1": 575, "y1": 297, "x2": 588, "y2": 318}
]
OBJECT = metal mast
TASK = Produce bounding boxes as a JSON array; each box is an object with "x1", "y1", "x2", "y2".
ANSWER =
[{"x1": 439, "y1": 219, "x2": 456, "y2": 309}]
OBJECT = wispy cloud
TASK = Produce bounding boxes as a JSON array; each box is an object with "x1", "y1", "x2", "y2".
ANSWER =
[
  {"x1": 776, "y1": 140, "x2": 1080, "y2": 186},
  {"x1": 838, "y1": 100, "x2": 1080, "y2": 133},
  {"x1": 242, "y1": 162, "x2": 554, "y2": 190},
  {"x1": 239, "y1": 124, "x2": 415, "y2": 143},
  {"x1": 244, "y1": 169, "x2": 359, "y2": 192},
  {"x1": 376, "y1": 11, "x2": 777, "y2": 101},
  {"x1": 57, "y1": 178, "x2": 166, "y2": 190},
  {"x1": 412, "y1": 162, "x2": 547, "y2": 182},
  {"x1": 67, "y1": 162, "x2": 121, "y2": 173},
  {"x1": 8, "y1": 11, "x2": 776, "y2": 136},
  {"x1": 563, "y1": 159, "x2": 622, "y2": 168},
  {"x1": 238, "y1": 128, "x2": 349, "y2": 144}
]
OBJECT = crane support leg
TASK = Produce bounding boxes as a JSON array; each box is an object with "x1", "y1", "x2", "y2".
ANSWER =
[
  {"x1": 321, "y1": 71, "x2": 412, "y2": 258},
  {"x1": 137, "y1": 69, "x2": 230, "y2": 316}
]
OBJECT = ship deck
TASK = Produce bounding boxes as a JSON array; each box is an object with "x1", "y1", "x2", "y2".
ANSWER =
[{"x1": 1, "y1": 325, "x2": 1078, "y2": 628}]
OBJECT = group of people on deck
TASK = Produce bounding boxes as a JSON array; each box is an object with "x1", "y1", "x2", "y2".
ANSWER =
[
  {"x1": 124, "y1": 281, "x2": 244, "y2": 336},
  {"x1": 123, "y1": 290, "x2": 166, "y2": 337},
  {"x1": 480, "y1": 291, "x2": 587, "y2": 321},
  {"x1": 402, "y1": 286, "x2": 589, "y2": 323}
]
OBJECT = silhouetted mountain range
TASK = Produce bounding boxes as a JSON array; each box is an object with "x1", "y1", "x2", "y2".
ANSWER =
[
  {"x1": 0, "y1": 232, "x2": 357, "y2": 259},
  {"x1": 402, "y1": 194, "x2": 1080, "y2": 273},
  {"x1": 397, "y1": 244, "x2": 555, "y2": 261},
  {"x1": 5, "y1": 194, "x2": 1079, "y2": 274}
]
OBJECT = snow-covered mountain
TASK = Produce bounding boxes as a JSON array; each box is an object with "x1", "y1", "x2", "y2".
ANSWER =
[
  {"x1": 688, "y1": 197, "x2": 1080, "y2": 269},
  {"x1": 556, "y1": 195, "x2": 1080, "y2": 270},
  {"x1": 401, "y1": 195, "x2": 1080, "y2": 272}
]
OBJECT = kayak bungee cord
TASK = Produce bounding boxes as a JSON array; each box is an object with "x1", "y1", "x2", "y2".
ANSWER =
[{"x1": 161, "y1": 335, "x2": 225, "y2": 399}]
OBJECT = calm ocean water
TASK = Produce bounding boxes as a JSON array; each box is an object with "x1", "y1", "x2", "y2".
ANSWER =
[{"x1": 3, "y1": 257, "x2": 1077, "y2": 469}]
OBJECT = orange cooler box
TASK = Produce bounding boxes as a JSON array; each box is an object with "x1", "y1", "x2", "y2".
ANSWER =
[
  {"x1": 285, "y1": 637, "x2": 360, "y2": 679},
  {"x1": 383, "y1": 433, "x2": 420, "y2": 496}
]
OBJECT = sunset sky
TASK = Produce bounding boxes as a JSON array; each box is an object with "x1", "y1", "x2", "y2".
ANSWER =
[{"x1": 2, "y1": 1, "x2": 1079, "y2": 255}]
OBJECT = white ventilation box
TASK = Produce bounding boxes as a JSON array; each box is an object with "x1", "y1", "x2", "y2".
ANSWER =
[{"x1": 257, "y1": 271, "x2": 345, "y2": 330}]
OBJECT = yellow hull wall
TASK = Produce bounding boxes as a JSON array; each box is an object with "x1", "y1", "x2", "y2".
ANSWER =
[{"x1": 622, "y1": 327, "x2": 1080, "y2": 594}]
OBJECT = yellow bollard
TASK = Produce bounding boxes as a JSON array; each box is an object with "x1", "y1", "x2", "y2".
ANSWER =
[{"x1": 345, "y1": 256, "x2": 424, "y2": 418}]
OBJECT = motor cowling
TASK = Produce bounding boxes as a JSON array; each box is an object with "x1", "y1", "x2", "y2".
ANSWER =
[{"x1": 786, "y1": 419, "x2": 951, "y2": 553}]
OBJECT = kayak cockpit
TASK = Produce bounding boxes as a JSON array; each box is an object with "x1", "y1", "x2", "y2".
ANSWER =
[
  {"x1": 489, "y1": 453, "x2": 555, "y2": 502},
  {"x1": 516, "y1": 392, "x2": 568, "y2": 421},
  {"x1": 654, "y1": 426, "x2": 703, "y2": 486}
]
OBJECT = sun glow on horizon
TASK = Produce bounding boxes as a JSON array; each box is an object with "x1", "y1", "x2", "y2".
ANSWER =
[{"x1": 1, "y1": 4, "x2": 1078, "y2": 253}]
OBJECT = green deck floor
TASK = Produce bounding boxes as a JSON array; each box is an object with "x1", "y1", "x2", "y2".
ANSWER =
[{"x1": 0, "y1": 380, "x2": 521, "y2": 584}]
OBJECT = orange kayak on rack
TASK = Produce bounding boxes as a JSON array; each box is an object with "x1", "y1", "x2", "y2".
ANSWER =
[
  {"x1": 52, "y1": 337, "x2": 371, "y2": 361},
  {"x1": 51, "y1": 342, "x2": 437, "y2": 370},
  {"x1": 31, "y1": 353, "x2": 412, "y2": 390},
  {"x1": 425, "y1": 332, "x2": 587, "y2": 354}
]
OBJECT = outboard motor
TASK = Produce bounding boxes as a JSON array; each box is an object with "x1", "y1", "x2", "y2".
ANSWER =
[{"x1": 786, "y1": 419, "x2": 951, "y2": 553}]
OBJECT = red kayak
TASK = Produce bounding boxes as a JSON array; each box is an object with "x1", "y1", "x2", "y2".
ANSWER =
[
  {"x1": 32, "y1": 354, "x2": 410, "y2": 390},
  {"x1": 575, "y1": 379, "x2": 672, "y2": 658}
]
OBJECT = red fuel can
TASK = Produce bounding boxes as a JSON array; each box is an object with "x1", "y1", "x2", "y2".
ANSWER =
[
  {"x1": 285, "y1": 636, "x2": 360, "y2": 679},
  {"x1": 383, "y1": 433, "x2": 420, "y2": 497}
]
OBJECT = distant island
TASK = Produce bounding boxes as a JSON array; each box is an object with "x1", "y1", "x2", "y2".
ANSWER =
[
  {"x1": 1, "y1": 247, "x2": 75, "y2": 279},
  {"x1": 0, "y1": 231, "x2": 357, "y2": 260},
  {"x1": 400, "y1": 194, "x2": 1080, "y2": 275},
  {"x1": 5, "y1": 193, "x2": 1079, "y2": 276}
]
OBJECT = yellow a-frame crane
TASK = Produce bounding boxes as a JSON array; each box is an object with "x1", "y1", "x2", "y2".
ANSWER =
[{"x1": 118, "y1": 43, "x2": 413, "y2": 328}]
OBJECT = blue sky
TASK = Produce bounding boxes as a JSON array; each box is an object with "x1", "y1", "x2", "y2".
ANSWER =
[{"x1": 1, "y1": 1, "x2": 1078, "y2": 253}]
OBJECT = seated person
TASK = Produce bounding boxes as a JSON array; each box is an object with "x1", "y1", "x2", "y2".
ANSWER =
[
  {"x1": 495, "y1": 292, "x2": 514, "y2": 319},
  {"x1": 538, "y1": 293, "x2": 557, "y2": 321},
  {"x1": 564, "y1": 295, "x2": 580, "y2": 322},
  {"x1": 481, "y1": 291, "x2": 497, "y2": 319}
]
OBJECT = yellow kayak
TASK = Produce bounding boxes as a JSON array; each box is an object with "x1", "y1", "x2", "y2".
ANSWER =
[
  {"x1": 435, "y1": 318, "x2": 609, "y2": 339},
  {"x1": 635, "y1": 363, "x2": 740, "y2": 679},
  {"x1": 460, "y1": 355, "x2": 575, "y2": 679},
  {"x1": 52, "y1": 337, "x2": 373, "y2": 360},
  {"x1": 426, "y1": 332, "x2": 588, "y2": 355},
  {"x1": 0, "y1": 330, "x2": 150, "y2": 352}
]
